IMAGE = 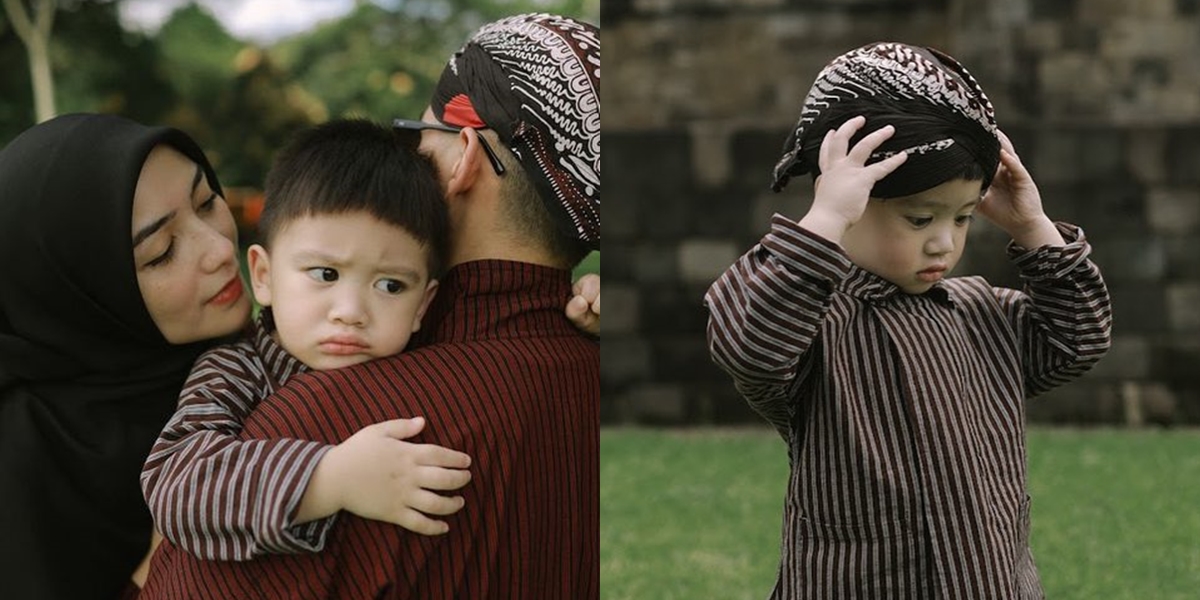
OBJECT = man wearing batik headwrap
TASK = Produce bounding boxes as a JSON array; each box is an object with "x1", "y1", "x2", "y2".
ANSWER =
[
  {"x1": 140, "y1": 13, "x2": 599, "y2": 599},
  {"x1": 707, "y1": 42, "x2": 1111, "y2": 599}
]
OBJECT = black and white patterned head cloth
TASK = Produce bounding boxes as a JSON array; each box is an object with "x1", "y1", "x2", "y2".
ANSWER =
[
  {"x1": 432, "y1": 13, "x2": 600, "y2": 248},
  {"x1": 772, "y1": 42, "x2": 999, "y2": 199}
]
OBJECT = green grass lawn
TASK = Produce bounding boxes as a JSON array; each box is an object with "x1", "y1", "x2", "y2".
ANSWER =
[{"x1": 601, "y1": 427, "x2": 1200, "y2": 599}]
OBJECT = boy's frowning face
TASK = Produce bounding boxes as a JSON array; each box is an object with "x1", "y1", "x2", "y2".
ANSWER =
[
  {"x1": 841, "y1": 178, "x2": 982, "y2": 295},
  {"x1": 248, "y1": 211, "x2": 438, "y2": 370}
]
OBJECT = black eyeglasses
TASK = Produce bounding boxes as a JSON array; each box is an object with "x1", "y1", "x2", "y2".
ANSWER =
[{"x1": 392, "y1": 118, "x2": 506, "y2": 176}]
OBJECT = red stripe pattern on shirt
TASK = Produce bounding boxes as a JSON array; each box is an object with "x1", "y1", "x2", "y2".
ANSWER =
[
  {"x1": 141, "y1": 318, "x2": 336, "y2": 561},
  {"x1": 705, "y1": 216, "x2": 1111, "y2": 600},
  {"x1": 141, "y1": 260, "x2": 599, "y2": 599}
]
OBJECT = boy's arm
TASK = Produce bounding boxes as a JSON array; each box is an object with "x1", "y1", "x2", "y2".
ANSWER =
[
  {"x1": 705, "y1": 215, "x2": 853, "y2": 435},
  {"x1": 979, "y1": 131, "x2": 1111, "y2": 396},
  {"x1": 707, "y1": 116, "x2": 905, "y2": 436},
  {"x1": 140, "y1": 351, "x2": 336, "y2": 561},
  {"x1": 996, "y1": 223, "x2": 1112, "y2": 397}
]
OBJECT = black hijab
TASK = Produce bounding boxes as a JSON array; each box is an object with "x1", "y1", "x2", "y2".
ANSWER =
[{"x1": 0, "y1": 114, "x2": 223, "y2": 599}]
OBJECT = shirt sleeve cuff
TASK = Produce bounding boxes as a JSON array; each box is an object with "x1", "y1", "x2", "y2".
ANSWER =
[
  {"x1": 761, "y1": 214, "x2": 853, "y2": 286},
  {"x1": 1007, "y1": 222, "x2": 1092, "y2": 280},
  {"x1": 271, "y1": 442, "x2": 337, "y2": 554}
]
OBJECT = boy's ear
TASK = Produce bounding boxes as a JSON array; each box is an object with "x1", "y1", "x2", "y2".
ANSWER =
[
  {"x1": 246, "y1": 244, "x2": 274, "y2": 307},
  {"x1": 411, "y1": 279, "x2": 440, "y2": 333},
  {"x1": 444, "y1": 128, "x2": 487, "y2": 198}
]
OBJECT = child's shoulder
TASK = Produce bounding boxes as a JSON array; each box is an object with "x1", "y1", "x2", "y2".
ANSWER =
[{"x1": 193, "y1": 331, "x2": 259, "y2": 366}]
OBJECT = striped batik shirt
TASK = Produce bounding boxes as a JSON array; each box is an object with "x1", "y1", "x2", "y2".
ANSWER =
[
  {"x1": 140, "y1": 315, "x2": 337, "y2": 561},
  {"x1": 140, "y1": 260, "x2": 600, "y2": 599},
  {"x1": 705, "y1": 216, "x2": 1111, "y2": 600}
]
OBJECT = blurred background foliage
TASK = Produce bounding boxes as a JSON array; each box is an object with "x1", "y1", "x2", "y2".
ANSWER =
[{"x1": 1, "y1": 0, "x2": 599, "y2": 274}]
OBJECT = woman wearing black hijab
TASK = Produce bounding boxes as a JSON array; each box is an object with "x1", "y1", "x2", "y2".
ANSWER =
[{"x1": 0, "y1": 114, "x2": 251, "y2": 599}]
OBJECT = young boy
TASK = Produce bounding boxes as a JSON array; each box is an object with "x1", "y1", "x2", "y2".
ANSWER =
[
  {"x1": 140, "y1": 118, "x2": 472, "y2": 562},
  {"x1": 706, "y1": 43, "x2": 1111, "y2": 599}
]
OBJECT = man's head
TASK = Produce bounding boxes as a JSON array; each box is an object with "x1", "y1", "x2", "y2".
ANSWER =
[
  {"x1": 403, "y1": 13, "x2": 600, "y2": 269},
  {"x1": 248, "y1": 119, "x2": 446, "y2": 369}
]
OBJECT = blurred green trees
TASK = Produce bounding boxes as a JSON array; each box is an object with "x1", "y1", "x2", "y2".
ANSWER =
[{"x1": 0, "y1": 0, "x2": 598, "y2": 190}]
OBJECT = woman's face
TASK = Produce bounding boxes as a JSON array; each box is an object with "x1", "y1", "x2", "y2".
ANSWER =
[{"x1": 132, "y1": 145, "x2": 251, "y2": 344}]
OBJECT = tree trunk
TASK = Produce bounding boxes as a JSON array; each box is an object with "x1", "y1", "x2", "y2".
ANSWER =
[{"x1": 3, "y1": 0, "x2": 58, "y2": 122}]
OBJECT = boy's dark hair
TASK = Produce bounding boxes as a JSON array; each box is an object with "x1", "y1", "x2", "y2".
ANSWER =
[
  {"x1": 259, "y1": 119, "x2": 448, "y2": 276},
  {"x1": 955, "y1": 161, "x2": 988, "y2": 190}
]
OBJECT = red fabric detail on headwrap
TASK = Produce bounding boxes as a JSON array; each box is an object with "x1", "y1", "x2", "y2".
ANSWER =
[{"x1": 441, "y1": 94, "x2": 488, "y2": 129}]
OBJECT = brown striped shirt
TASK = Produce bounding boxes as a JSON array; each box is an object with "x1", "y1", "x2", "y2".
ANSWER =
[
  {"x1": 705, "y1": 216, "x2": 1111, "y2": 600},
  {"x1": 140, "y1": 316, "x2": 337, "y2": 561},
  {"x1": 141, "y1": 260, "x2": 600, "y2": 599}
]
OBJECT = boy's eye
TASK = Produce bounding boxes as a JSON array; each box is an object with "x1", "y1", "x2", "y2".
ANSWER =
[
  {"x1": 306, "y1": 267, "x2": 338, "y2": 282},
  {"x1": 375, "y1": 279, "x2": 406, "y2": 294},
  {"x1": 956, "y1": 214, "x2": 976, "y2": 226},
  {"x1": 906, "y1": 216, "x2": 933, "y2": 228}
]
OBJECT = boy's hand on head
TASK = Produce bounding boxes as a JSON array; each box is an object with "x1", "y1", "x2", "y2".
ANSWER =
[
  {"x1": 566, "y1": 273, "x2": 600, "y2": 336},
  {"x1": 301, "y1": 417, "x2": 472, "y2": 535},
  {"x1": 800, "y1": 116, "x2": 908, "y2": 243},
  {"x1": 979, "y1": 130, "x2": 1065, "y2": 247}
]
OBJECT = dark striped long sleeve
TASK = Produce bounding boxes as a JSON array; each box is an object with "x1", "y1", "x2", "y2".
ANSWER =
[
  {"x1": 140, "y1": 324, "x2": 335, "y2": 561},
  {"x1": 1001, "y1": 222, "x2": 1113, "y2": 396},
  {"x1": 703, "y1": 215, "x2": 1111, "y2": 600},
  {"x1": 705, "y1": 215, "x2": 852, "y2": 436}
]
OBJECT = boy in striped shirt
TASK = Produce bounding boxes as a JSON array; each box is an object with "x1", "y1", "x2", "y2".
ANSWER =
[
  {"x1": 706, "y1": 43, "x2": 1111, "y2": 599},
  {"x1": 141, "y1": 118, "x2": 473, "y2": 561}
]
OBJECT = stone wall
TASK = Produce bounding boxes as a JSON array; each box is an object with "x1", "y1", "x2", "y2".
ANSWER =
[{"x1": 603, "y1": 0, "x2": 1200, "y2": 426}]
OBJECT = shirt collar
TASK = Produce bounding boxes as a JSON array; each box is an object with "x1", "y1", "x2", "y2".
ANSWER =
[
  {"x1": 250, "y1": 311, "x2": 309, "y2": 389},
  {"x1": 416, "y1": 259, "x2": 581, "y2": 345},
  {"x1": 840, "y1": 263, "x2": 957, "y2": 307}
]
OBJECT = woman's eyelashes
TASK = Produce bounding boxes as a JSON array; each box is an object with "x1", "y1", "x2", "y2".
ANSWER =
[
  {"x1": 146, "y1": 238, "x2": 176, "y2": 268},
  {"x1": 145, "y1": 194, "x2": 221, "y2": 269},
  {"x1": 197, "y1": 193, "x2": 218, "y2": 213}
]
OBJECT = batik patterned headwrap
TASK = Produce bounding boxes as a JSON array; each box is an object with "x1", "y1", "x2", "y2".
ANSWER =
[
  {"x1": 432, "y1": 13, "x2": 600, "y2": 248},
  {"x1": 772, "y1": 42, "x2": 1000, "y2": 198}
]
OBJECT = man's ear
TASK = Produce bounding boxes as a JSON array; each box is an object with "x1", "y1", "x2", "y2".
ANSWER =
[
  {"x1": 444, "y1": 128, "x2": 488, "y2": 198},
  {"x1": 246, "y1": 244, "x2": 274, "y2": 307}
]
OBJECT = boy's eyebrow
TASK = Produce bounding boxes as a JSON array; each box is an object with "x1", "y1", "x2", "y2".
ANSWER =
[
  {"x1": 132, "y1": 166, "x2": 202, "y2": 248},
  {"x1": 904, "y1": 198, "x2": 979, "y2": 211},
  {"x1": 293, "y1": 250, "x2": 423, "y2": 279}
]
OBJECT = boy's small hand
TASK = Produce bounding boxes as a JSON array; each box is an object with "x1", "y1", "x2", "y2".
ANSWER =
[
  {"x1": 566, "y1": 274, "x2": 600, "y2": 336},
  {"x1": 979, "y1": 130, "x2": 1064, "y2": 247},
  {"x1": 800, "y1": 116, "x2": 908, "y2": 243},
  {"x1": 322, "y1": 417, "x2": 472, "y2": 535}
]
